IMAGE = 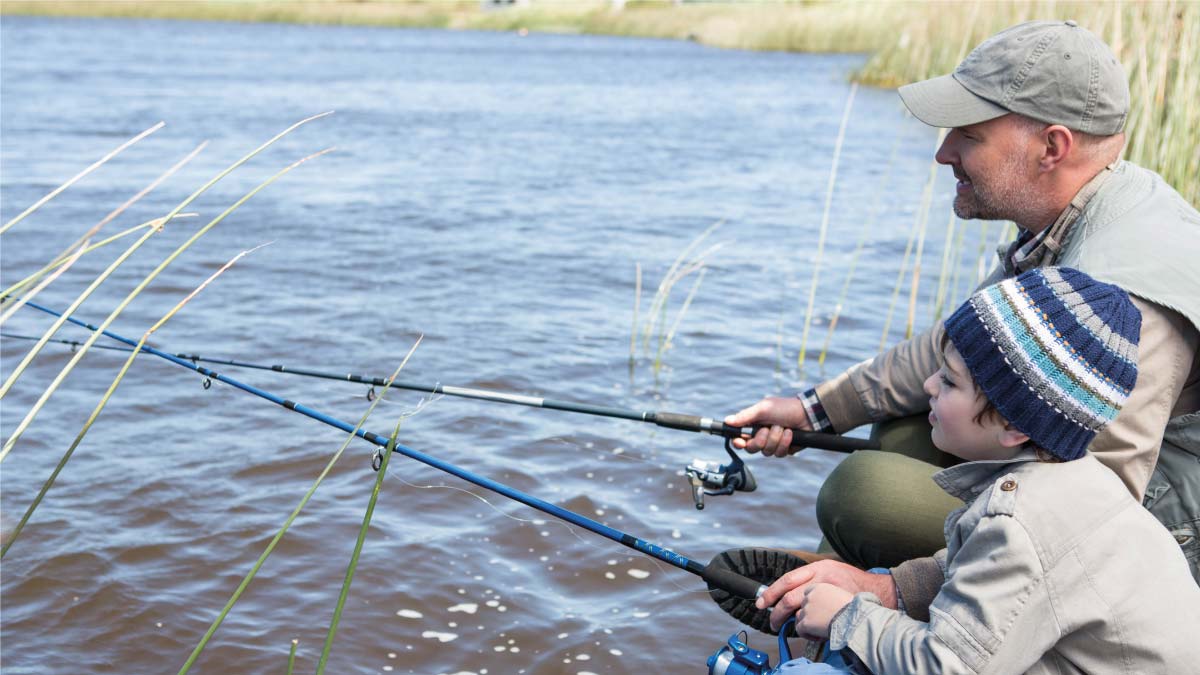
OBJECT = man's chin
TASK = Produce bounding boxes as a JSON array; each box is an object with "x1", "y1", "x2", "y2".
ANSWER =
[{"x1": 953, "y1": 195, "x2": 1004, "y2": 221}]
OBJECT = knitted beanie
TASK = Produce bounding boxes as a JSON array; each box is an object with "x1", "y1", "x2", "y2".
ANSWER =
[{"x1": 944, "y1": 267, "x2": 1141, "y2": 461}]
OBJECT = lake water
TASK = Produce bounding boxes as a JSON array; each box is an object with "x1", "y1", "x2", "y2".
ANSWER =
[{"x1": 1, "y1": 15, "x2": 984, "y2": 674}]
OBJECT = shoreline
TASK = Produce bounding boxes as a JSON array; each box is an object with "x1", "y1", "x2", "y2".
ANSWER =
[{"x1": 3, "y1": 1, "x2": 1194, "y2": 202}]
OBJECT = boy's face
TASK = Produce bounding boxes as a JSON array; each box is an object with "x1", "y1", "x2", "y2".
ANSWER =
[{"x1": 923, "y1": 342, "x2": 1029, "y2": 462}]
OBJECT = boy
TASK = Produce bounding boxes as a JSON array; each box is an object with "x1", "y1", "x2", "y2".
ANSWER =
[{"x1": 762, "y1": 268, "x2": 1200, "y2": 673}]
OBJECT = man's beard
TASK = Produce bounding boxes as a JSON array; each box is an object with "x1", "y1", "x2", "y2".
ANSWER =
[{"x1": 952, "y1": 153, "x2": 1044, "y2": 225}]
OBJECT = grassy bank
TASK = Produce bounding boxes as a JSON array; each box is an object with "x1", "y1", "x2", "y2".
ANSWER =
[{"x1": 4, "y1": 1, "x2": 1196, "y2": 202}]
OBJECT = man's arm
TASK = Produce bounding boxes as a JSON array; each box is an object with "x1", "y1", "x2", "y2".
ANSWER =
[
  {"x1": 1088, "y1": 296, "x2": 1197, "y2": 501},
  {"x1": 814, "y1": 323, "x2": 945, "y2": 433}
]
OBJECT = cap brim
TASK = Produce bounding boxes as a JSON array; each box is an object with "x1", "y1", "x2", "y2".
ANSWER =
[{"x1": 898, "y1": 73, "x2": 1010, "y2": 128}]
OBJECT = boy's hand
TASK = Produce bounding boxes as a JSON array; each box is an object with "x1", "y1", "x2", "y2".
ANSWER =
[
  {"x1": 755, "y1": 559, "x2": 898, "y2": 631},
  {"x1": 724, "y1": 397, "x2": 813, "y2": 456},
  {"x1": 795, "y1": 583, "x2": 854, "y2": 639}
]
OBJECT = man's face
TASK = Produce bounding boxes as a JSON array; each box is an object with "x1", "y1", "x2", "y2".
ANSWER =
[{"x1": 935, "y1": 114, "x2": 1040, "y2": 223}]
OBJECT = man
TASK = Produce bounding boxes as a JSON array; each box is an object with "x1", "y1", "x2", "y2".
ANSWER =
[{"x1": 717, "y1": 19, "x2": 1200, "y2": 630}]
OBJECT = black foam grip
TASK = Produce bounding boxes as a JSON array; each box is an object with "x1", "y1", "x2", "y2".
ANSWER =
[{"x1": 701, "y1": 563, "x2": 764, "y2": 599}]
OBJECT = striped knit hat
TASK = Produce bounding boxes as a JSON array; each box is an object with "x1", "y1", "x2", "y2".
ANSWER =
[{"x1": 944, "y1": 267, "x2": 1140, "y2": 461}]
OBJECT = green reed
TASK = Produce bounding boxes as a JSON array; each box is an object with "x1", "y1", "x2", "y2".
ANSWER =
[
  {"x1": 2, "y1": 244, "x2": 269, "y2": 559},
  {"x1": 797, "y1": 82, "x2": 856, "y2": 370},
  {"x1": 0, "y1": 115, "x2": 332, "y2": 460},
  {"x1": 177, "y1": 341, "x2": 419, "y2": 674}
]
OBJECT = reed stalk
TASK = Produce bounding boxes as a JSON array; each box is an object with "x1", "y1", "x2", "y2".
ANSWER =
[
  {"x1": 0, "y1": 215, "x2": 173, "y2": 402},
  {"x1": 0, "y1": 118, "x2": 332, "y2": 460},
  {"x1": 287, "y1": 640, "x2": 298, "y2": 675},
  {"x1": 929, "y1": 210, "x2": 958, "y2": 324},
  {"x1": 1, "y1": 214, "x2": 200, "y2": 302},
  {"x1": 315, "y1": 415, "x2": 405, "y2": 675},
  {"x1": 652, "y1": 268, "x2": 704, "y2": 378},
  {"x1": 902, "y1": 130, "x2": 946, "y2": 341},
  {"x1": 797, "y1": 82, "x2": 856, "y2": 369},
  {"x1": 817, "y1": 126, "x2": 904, "y2": 367},
  {"x1": 176, "y1": 340, "x2": 419, "y2": 675},
  {"x1": 0, "y1": 242, "x2": 88, "y2": 327},
  {"x1": 1, "y1": 142, "x2": 205, "y2": 301},
  {"x1": 944, "y1": 209, "x2": 968, "y2": 315},
  {"x1": 629, "y1": 262, "x2": 641, "y2": 371},
  {"x1": 639, "y1": 220, "x2": 722, "y2": 354},
  {"x1": 0, "y1": 122, "x2": 163, "y2": 235},
  {"x1": 1, "y1": 245, "x2": 268, "y2": 559},
  {"x1": 879, "y1": 131, "x2": 944, "y2": 350}
]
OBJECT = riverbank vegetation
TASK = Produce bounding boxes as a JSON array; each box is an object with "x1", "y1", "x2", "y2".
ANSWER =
[{"x1": 5, "y1": 1, "x2": 1195, "y2": 203}]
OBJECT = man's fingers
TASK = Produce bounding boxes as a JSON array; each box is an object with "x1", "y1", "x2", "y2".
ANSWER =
[{"x1": 723, "y1": 399, "x2": 769, "y2": 427}]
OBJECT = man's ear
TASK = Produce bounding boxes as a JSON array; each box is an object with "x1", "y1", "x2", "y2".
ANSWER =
[
  {"x1": 998, "y1": 425, "x2": 1030, "y2": 448},
  {"x1": 1038, "y1": 125, "x2": 1074, "y2": 172}
]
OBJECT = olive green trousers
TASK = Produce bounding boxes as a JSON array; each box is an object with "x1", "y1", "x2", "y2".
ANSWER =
[{"x1": 815, "y1": 414, "x2": 964, "y2": 569}]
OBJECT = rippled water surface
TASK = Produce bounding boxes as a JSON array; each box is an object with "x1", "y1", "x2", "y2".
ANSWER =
[{"x1": 2, "y1": 16, "x2": 979, "y2": 674}]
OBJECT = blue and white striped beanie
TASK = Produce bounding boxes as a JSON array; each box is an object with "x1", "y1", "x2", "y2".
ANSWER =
[{"x1": 944, "y1": 267, "x2": 1140, "y2": 461}]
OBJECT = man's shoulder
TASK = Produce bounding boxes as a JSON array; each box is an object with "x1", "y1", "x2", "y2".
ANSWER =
[{"x1": 1082, "y1": 161, "x2": 1200, "y2": 231}]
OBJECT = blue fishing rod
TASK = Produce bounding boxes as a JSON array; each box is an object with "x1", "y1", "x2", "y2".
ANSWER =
[
  {"x1": 2, "y1": 329, "x2": 879, "y2": 509},
  {"x1": 13, "y1": 301, "x2": 767, "y2": 601}
]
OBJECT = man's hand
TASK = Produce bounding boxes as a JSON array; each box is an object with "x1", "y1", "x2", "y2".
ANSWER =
[
  {"x1": 724, "y1": 396, "x2": 813, "y2": 456},
  {"x1": 754, "y1": 559, "x2": 898, "y2": 632},
  {"x1": 795, "y1": 583, "x2": 854, "y2": 639}
]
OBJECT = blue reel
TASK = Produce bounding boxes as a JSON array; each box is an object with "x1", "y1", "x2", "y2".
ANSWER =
[{"x1": 707, "y1": 618, "x2": 795, "y2": 675}]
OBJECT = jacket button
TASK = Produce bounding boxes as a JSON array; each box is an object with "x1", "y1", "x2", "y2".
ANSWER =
[{"x1": 1000, "y1": 480, "x2": 1018, "y2": 491}]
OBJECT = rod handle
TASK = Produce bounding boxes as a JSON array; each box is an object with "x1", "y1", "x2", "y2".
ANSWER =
[
  {"x1": 654, "y1": 412, "x2": 705, "y2": 431},
  {"x1": 717, "y1": 423, "x2": 880, "y2": 453},
  {"x1": 701, "y1": 564, "x2": 767, "y2": 600}
]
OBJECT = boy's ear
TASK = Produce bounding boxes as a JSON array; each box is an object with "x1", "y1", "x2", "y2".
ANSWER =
[
  {"x1": 998, "y1": 425, "x2": 1027, "y2": 446},
  {"x1": 998, "y1": 425, "x2": 1030, "y2": 448}
]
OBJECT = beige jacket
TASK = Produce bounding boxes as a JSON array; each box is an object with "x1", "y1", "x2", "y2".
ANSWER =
[{"x1": 828, "y1": 452, "x2": 1200, "y2": 675}]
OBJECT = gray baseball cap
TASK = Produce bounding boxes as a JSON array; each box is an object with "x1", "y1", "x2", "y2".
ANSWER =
[{"x1": 898, "y1": 20, "x2": 1129, "y2": 135}]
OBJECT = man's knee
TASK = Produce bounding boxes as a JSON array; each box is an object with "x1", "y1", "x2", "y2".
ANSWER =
[{"x1": 816, "y1": 451, "x2": 959, "y2": 568}]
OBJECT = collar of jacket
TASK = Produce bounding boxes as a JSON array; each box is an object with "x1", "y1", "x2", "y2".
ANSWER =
[{"x1": 932, "y1": 449, "x2": 1042, "y2": 502}]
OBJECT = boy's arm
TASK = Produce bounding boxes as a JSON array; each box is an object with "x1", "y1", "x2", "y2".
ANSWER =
[{"x1": 829, "y1": 515, "x2": 1057, "y2": 675}]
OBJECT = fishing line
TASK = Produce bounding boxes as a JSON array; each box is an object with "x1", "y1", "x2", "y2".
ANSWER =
[{"x1": 14, "y1": 300, "x2": 768, "y2": 602}]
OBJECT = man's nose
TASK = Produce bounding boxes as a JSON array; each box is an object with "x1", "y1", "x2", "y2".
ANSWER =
[{"x1": 934, "y1": 131, "x2": 958, "y2": 166}]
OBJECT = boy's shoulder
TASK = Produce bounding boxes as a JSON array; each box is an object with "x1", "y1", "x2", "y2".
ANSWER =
[{"x1": 977, "y1": 455, "x2": 1141, "y2": 562}]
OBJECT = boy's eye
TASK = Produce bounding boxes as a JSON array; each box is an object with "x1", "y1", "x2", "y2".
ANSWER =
[{"x1": 940, "y1": 373, "x2": 955, "y2": 387}]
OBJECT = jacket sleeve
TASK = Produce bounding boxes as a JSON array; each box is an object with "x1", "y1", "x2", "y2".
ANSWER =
[
  {"x1": 829, "y1": 514, "x2": 1059, "y2": 675},
  {"x1": 811, "y1": 265, "x2": 1008, "y2": 433},
  {"x1": 890, "y1": 552, "x2": 947, "y2": 622},
  {"x1": 1088, "y1": 297, "x2": 1198, "y2": 500},
  {"x1": 813, "y1": 322, "x2": 945, "y2": 433}
]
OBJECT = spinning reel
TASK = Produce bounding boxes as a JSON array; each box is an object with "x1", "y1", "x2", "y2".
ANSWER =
[{"x1": 685, "y1": 438, "x2": 758, "y2": 510}]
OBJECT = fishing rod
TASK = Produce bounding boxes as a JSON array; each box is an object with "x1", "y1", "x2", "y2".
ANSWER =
[
  {"x1": 3, "y1": 328, "x2": 879, "y2": 509},
  {"x1": 12, "y1": 301, "x2": 767, "y2": 601}
]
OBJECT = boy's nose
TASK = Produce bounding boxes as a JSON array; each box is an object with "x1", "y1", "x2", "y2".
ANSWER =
[{"x1": 922, "y1": 372, "x2": 938, "y2": 396}]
